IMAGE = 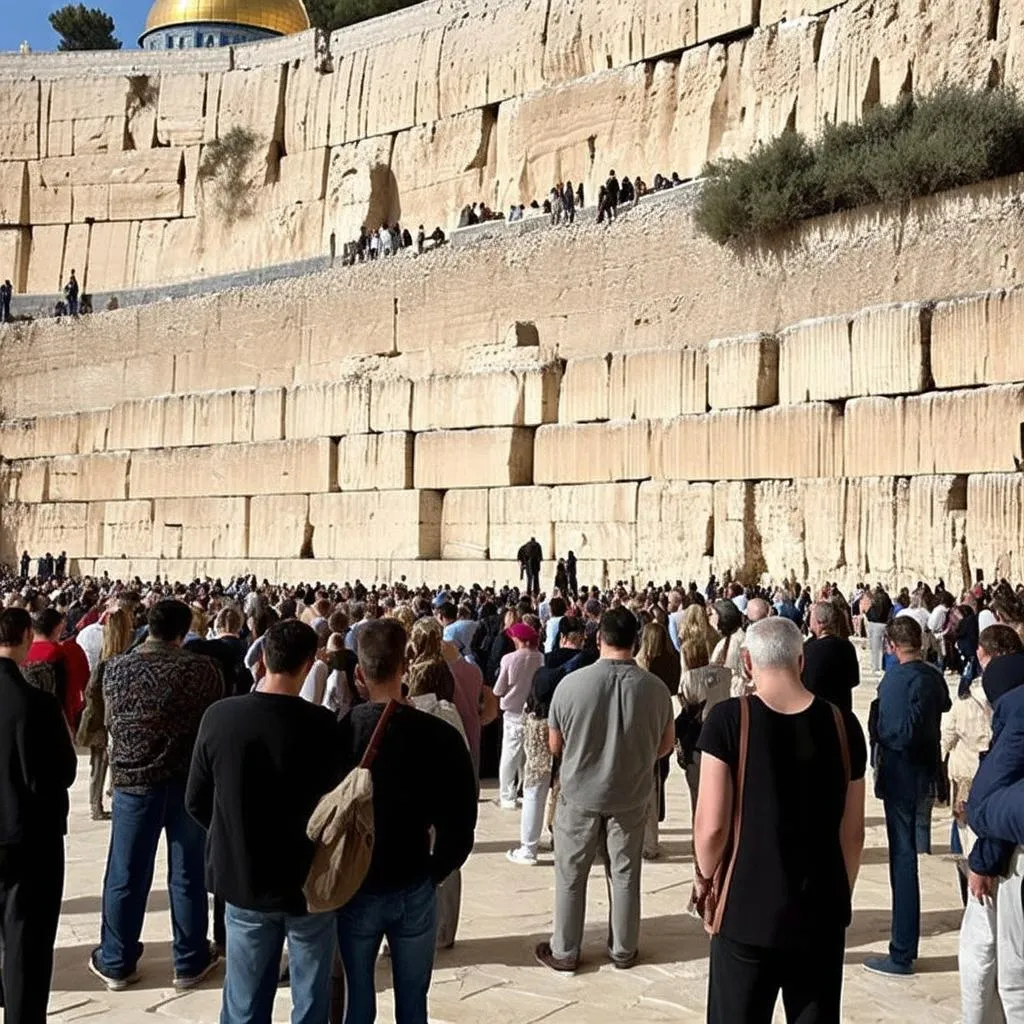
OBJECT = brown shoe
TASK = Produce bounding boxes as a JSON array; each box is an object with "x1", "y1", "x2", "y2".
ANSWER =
[
  {"x1": 609, "y1": 948, "x2": 639, "y2": 970},
  {"x1": 534, "y1": 942, "x2": 578, "y2": 973}
]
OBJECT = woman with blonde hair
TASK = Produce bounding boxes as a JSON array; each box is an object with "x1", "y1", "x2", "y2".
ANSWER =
[
  {"x1": 676, "y1": 604, "x2": 733, "y2": 828},
  {"x1": 402, "y1": 621, "x2": 468, "y2": 950},
  {"x1": 637, "y1": 621, "x2": 680, "y2": 858},
  {"x1": 76, "y1": 607, "x2": 134, "y2": 821}
]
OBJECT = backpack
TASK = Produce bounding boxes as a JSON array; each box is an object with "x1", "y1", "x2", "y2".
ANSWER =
[
  {"x1": 22, "y1": 659, "x2": 66, "y2": 708},
  {"x1": 303, "y1": 700, "x2": 398, "y2": 913}
]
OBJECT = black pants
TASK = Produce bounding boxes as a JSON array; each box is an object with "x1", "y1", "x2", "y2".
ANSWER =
[
  {"x1": 526, "y1": 567, "x2": 539, "y2": 595},
  {"x1": 0, "y1": 839, "x2": 65, "y2": 1024},
  {"x1": 707, "y1": 929, "x2": 845, "y2": 1024}
]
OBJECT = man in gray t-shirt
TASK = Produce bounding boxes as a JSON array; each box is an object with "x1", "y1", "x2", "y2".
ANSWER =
[{"x1": 536, "y1": 608, "x2": 673, "y2": 973}]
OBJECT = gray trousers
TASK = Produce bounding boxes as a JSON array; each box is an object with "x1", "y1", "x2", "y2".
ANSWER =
[
  {"x1": 867, "y1": 621, "x2": 887, "y2": 673},
  {"x1": 551, "y1": 795, "x2": 646, "y2": 962},
  {"x1": 89, "y1": 746, "x2": 108, "y2": 815}
]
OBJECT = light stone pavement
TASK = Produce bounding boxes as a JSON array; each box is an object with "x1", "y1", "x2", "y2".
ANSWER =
[{"x1": 30, "y1": 663, "x2": 963, "y2": 1024}]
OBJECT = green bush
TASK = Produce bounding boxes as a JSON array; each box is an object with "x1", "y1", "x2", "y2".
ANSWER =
[
  {"x1": 696, "y1": 87, "x2": 1024, "y2": 243},
  {"x1": 199, "y1": 127, "x2": 260, "y2": 223}
]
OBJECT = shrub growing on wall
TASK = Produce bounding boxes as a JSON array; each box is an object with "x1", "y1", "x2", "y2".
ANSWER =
[
  {"x1": 696, "y1": 86, "x2": 1024, "y2": 243},
  {"x1": 198, "y1": 128, "x2": 260, "y2": 224}
]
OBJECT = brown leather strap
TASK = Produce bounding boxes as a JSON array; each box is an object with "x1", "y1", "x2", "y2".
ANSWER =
[
  {"x1": 359, "y1": 700, "x2": 398, "y2": 770},
  {"x1": 711, "y1": 695, "x2": 749, "y2": 934},
  {"x1": 831, "y1": 703, "x2": 851, "y2": 786}
]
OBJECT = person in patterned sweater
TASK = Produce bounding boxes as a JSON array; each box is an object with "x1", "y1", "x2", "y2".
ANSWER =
[{"x1": 89, "y1": 600, "x2": 224, "y2": 993}]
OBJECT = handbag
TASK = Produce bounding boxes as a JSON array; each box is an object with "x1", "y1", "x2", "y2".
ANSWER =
[{"x1": 690, "y1": 696, "x2": 749, "y2": 935}]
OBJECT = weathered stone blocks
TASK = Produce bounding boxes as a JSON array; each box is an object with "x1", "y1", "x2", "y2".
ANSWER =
[
  {"x1": 708, "y1": 335, "x2": 778, "y2": 410},
  {"x1": 414, "y1": 428, "x2": 534, "y2": 489},
  {"x1": 309, "y1": 490, "x2": 442, "y2": 559}
]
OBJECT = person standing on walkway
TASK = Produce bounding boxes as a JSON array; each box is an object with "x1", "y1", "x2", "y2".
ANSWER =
[
  {"x1": 493, "y1": 622, "x2": 544, "y2": 810},
  {"x1": 76, "y1": 608, "x2": 134, "y2": 821},
  {"x1": 694, "y1": 617, "x2": 866, "y2": 1023},
  {"x1": 336, "y1": 619, "x2": 477, "y2": 1024},
  {"x1": 0, "y1": 607, "x2": 77, "y2": 1024},
  {"x1": 864, "y1": 584, "x2": 893, "y2": 673},
  {"x1": 186, "y1": 620, "x2": 344, "y2": 1024},
  {"x1": 802, "y1": 601, "x2": 861, "y2": 712},
  {"x1": 90, "y1": 599, "x2": 223, "y2": 992},
  {"x1": 535, "y1": 607, "x2": 673, "y2": 972},
  {"x1": 866, "y1": 616, "x2": 951, "y2": 977}
]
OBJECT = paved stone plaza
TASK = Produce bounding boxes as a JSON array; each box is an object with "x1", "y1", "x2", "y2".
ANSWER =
[{"x1": 38, "y1": 672, "x2": 963, "y2": 1024}]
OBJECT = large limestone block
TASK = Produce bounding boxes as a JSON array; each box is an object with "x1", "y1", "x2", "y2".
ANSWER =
[
  {"x1": 712, "y1": 481, "x2": 758, "y2": 582},
  {"x1": 2, "y1": 460, "x2": 49, "y2": 503},
  {"x1": 102, "y1": 500, "x2": 156, "y2": 559},
  {"x1": 846, "y1": 387, "x2": 1024, "y2": 477},
  {"x1": 47, "y1": 77, "x2": 129, "y2": 155},
  {"x1": 87, "y1": 221, "x2": 136, "y2": 292},
  {"x1": 249, "y1": 494, "x2": 310, "y2": 559},
  {"x1": 559, "y1": 357, "x2": 610, "y2": 423},
  {"x1": 550, "y1": 482, "x2": 638, "y2": 561},
  {"x1": 534, "y1": 422, "x2": 650, "y2": 485},
  {"x1": 320, "y1": 135, "x2": 396, "y2": 246},
  {"x1": 191, "y1": 391, "x2": 248, "y2": 446},
  {"x1": 850, "y1": 303, "x2": 929, "y2": 397},
  {"x1": 760, "y1": 0, "x2": 838, "y2": 24},
  {"x1": 49, "y1": 453, "x2": 129, "y2": 502},
  {"x1": 931, "y1": 289, "x2": 1024, "y2": 389},
  {"x1": 708, "y1": 334, "x2": 779, "y2": 410},
  {"x1": 0, "y1": 502, "x2": 90, "y2": 562},
  {"x1": 276, "y1": 148, "x2": 329, "y2": 207},
  {"x1": 337, "y1": 432, "x2": 413, "y2": 490},
  {"x1": 709, "y1": 403, "x2": 844, "y2": 480},
  {"x1": 0, "y1": 421, "x2": 38, "y2": 461},
  {"x1": 0, "y1": 414, "x2": 80, "y2": 459},
  {"x1": 155, "y1": 497, "x2": 249, "y2": 559},
  {"x1": 778, "y1": 316, "x2": 853, "y2": 404},
  {"x1": 78, "y1": 410, "x2": 110, "y2": 455},
  {"x1": 697, "y1": 0, "x2": 759, "y2": 42},
  {"x1": 488, "y1": 486, "x2": 554, "y2": 560},
  {"x1": 130, "y1": 439, "x2": 336, "y2": 499},
  {"x1": 414, "y1": 428, "x2": 534, "y2": 489},
  {"x1": 967, "y1": 474, "x2": 1024, "y2": 582},
  {"x1": 0, "y1": 80, "x2": 41, "y2": 161},
  {"x1": 309, "y1": 490, "x2": 442, "y2": 559},
  {"x1": 653, "y1": 415, "x2": 712, "y2": 481},
  {"x1": 0, "y1": 226, "x2": 29, "y2": 293},
  {"x1": 157, "y1": 73, "x2": 210, "y2": 147},
  {"x1": 216, "y1": 64, "x2": 286, "y2": 150},
  {"x1": 843, "y1": 477, "x2": 899, "y2": 581},
  {"x1": 253, "y1": 388, "x2": 287, "y2": 442},
  {"x1": 370, "y1": 378, "x2": 414, "y2": 433},
  {"x1": 411, "y1": 368, "x2": 558, "y2": 431},
  {"x1": 285, "y1": 379, "x2": 372, "y2": 438},
  {"x1": 754, "y1": 481, "x2": 807, "y2": 583},
  {"x1": 800, "y1": 478, "x2": 848, "y2": 580},
  {"x1": 636, "y1": 480, "x2": 714, "y2": 579},
  {"x1": 611, "y1": 349, "x2": 708, "y2": 419},
  {"x1": 25, "y1": 224, "x2": 67, "y2": 294},
  {"x1": 441, "y1": 489, "x2": 489, "y2": 559},
  {"x1": 896, "y1": 475, "x2": 967, "y2": 584},
  {"x1": 283, "y1": 60, "x2": 333, "y2": 154},
  {"x1": 0, "y1": 162, "x2": 28, "y2": 226},
  {"x1": 107, "y1": 397, "x2": 166, "y2": 451}
]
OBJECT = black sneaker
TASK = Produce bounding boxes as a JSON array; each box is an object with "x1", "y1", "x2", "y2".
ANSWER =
[
  {"x1": 88, "y1": 949, "x2": 140, "y2": 992},
  {"x1": 173, "y1": 947, "x2": 222, "y2": 991}
]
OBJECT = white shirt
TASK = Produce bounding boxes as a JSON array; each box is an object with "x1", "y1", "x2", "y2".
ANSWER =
[
  {"x1": 979, "y1": 609, "x2": 997, "y2": 632},
  {"x1": 76, "y1": 621, "x2": 104, "y2": 671},
  {"x1": 299, "y1": 660, "x2": 328, "y2": 705},
  {"x1": 928, "y1": 605, "x2": 949, "y2": 634},
  {"x1": 897, "y1": 607, "x2": 931, "y2": 632},
  {"x1": 732, "y1": 594, "x2": 748, "y2": 613}
]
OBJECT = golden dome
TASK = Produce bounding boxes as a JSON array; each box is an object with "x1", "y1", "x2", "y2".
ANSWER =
[{"x1": 143, "y1": 0, "x2": 310, "y2": 37}]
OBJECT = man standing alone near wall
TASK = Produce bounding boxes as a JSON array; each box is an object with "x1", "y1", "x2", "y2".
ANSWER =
[{"x1": 535, "y1": 607, "x2": 673, "y2": 972}]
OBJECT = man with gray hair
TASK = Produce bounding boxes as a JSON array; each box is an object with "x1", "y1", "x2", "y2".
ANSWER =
[
  {"x1": 745, "y1": 598, "x2": 770, "y2": 625},
  {"x1": 694, "y1": 617, "x2": 866, "y2": 1023},
  {"x1": 802, "y1": 601, "x2": 860, "y2": 712}
]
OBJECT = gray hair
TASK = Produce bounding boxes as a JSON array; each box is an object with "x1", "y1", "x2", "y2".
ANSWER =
[
  {"x1": 744, "y1": 617, "x2": 803, "y2": 670},
  {"x1": 811, "y1": 600, "x2": 840, "y2": 635}
]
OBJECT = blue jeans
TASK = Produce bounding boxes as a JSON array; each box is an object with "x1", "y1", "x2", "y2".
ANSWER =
[
  {"x1": 221, "y1": 904, "x2": 336, "y2": 1024},
  {"x1": 97, "y1": 781, "x2": 209, "y2": 977},
  {"x1": 883, "y1": 793, "x2": 921, "y2": 966},
  {"x1": 337, "y1": 879, "x2": 437, "y2": 1024}
]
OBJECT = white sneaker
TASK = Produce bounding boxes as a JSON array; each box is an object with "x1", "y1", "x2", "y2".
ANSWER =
[
  {"x1": 506, "y1": 847, "x2": 538, "y2": 866},
  {"x1": 498, "y1": 799, "x2": 519, "y2": 810}
]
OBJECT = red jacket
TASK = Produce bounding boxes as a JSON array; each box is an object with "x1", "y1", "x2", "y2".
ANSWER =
[{"x1": 24, "y1": 639, "x2": 90, "y2": 726}]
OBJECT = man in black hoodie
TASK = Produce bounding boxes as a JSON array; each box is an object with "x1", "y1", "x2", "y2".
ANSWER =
[{"x1": 0, "y1": 607, "x2": 77, "y2": 1023}]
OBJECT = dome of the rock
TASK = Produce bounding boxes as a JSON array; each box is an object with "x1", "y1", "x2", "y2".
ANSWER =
[{"x1": 140, "y1": 0, "x2": 310, "y2": 50}]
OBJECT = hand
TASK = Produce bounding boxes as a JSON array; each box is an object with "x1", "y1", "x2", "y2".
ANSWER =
[{"x1": 969, "y1": 871, "x2": 995, "y2": 902}]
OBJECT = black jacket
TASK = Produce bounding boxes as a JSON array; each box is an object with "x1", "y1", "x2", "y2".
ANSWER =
[
  {"x1": 0, "y1": 657, "x2": 77, "y2": 844},
  {"x1": 802, "y1": 635, "x2": 860, "y2": 712}
]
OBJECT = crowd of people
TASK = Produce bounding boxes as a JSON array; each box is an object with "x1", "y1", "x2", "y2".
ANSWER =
[{"x1": 2, "y1": 559, "x2": 1023, "y2": 1023}]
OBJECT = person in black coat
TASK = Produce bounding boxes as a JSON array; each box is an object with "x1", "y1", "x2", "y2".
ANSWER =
[
  {"x1": 0, "y1": 607, "x2": 77, "y2": 1024},
  {"x1": 802, "y1": 600, "x2": 861, "y2": 712}
]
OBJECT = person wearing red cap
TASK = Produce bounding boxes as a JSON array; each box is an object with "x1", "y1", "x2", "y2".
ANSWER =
[{"x1": 494, "y1": 623, "x2": 544, "y2": 809}]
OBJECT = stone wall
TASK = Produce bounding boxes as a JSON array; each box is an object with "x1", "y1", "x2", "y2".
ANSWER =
[{"x1": 1, "y1": 0, "x2": 1021, "y2": 297}]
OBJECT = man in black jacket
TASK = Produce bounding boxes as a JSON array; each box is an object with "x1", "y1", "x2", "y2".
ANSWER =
[
  {"x1": 802, "y1": 601, "x2": 860, "y2": 711},
  {"x1": 0, "y1": 607, "x2": 77, "y2": 1024},
  {"x1": 337, "y1": 619, "x2": 477, "y2": 1024}
]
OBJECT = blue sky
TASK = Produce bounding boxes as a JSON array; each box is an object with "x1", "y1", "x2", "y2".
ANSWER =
[{"x1": 1, "y1": 2, "x2": 147, "y2": 53}]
